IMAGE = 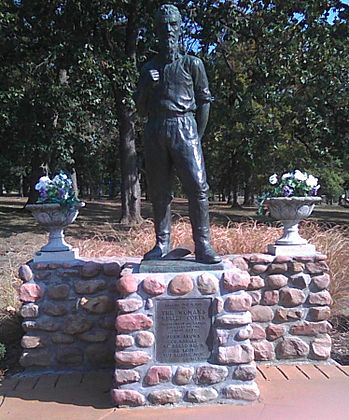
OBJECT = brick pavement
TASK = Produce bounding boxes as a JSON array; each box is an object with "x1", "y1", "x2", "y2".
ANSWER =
[{"x1": 1, "y1": 364, "x2": 349, "y2": 420}]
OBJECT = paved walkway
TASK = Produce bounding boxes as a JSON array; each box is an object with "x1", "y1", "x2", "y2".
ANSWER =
[{"x1": 1, "y1": 364, "x2": 349, "y2": 420}]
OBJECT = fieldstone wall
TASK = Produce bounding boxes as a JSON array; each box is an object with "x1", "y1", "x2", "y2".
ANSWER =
[
  {"x1": 18, "y1": 259, "x2": 121, "y2": 370},
  {"x1": 17, "y1": 253, "x2": 332, "y2": 379},
  {"x1": 243, "y1": 254, "x2": 332, "y2": 362},
  {"x1": 111, "y1": 266, "x2": 259, "y2": 407}
]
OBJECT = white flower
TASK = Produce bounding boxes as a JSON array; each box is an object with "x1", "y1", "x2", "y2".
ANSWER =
[
  {"x1": 35, "y1": 176, "x2": 51, "y2": 191},
  {"x1": 269, "y1": 173, "x2": 278, "y2": 185},
  {"x1": 294, "y1": 170, "x2": 307, "y2": 182},
  {"x1": 306, "y1": 175, "x2": 318, "y2": 188},
  {"x1": 281, "y1": 172, "x2": 293, "y2": 180},
  {"x1": 53, "y1": 175, "x2": 61, "y2": 184}
]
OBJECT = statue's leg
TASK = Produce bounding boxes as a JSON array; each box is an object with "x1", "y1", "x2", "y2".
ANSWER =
[
  {"x1": 143, "y1": 119, "x2": 173, "y2": 260},
  {"x1": 171, "y1": 115, "x2": 221, "y2": 264}
]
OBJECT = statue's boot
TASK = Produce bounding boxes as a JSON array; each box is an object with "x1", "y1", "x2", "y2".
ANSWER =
[
  {"x1": 190, "y1": 198, "x2": 221, "y2": 264},
  {"x1": 143, "y1": 201, "x2": 171, "y2": 260}
]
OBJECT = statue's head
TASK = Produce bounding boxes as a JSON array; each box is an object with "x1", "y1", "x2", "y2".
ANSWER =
[{"x1": 155, "y1": 4, "x2": 182, "y2": 51}]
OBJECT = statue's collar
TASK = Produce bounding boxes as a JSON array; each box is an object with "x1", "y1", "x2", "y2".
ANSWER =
[{"x1": 158, "y1": 49, "x2": 182, "y2": 64}]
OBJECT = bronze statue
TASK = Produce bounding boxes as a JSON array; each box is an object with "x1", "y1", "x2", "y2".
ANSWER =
[{"x1": 135, "y1": 4, "x2": 221, "y2": 264}]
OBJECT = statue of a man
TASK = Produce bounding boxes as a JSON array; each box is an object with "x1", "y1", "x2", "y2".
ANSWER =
[{"x1": 135, "y1": 4, "x2": 220, "y2": 264}]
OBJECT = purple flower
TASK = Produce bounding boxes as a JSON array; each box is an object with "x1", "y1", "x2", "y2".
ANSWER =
[
  {"x1": 310, "y1": 185, "x2": 320, "y2": 196},
  {"x1": 282, "y1": 186, "x2": 294, "y2": 197},
  {"x1": 58, "y1": 188, "x2": 66, "y2": 199},
  {"x1": 39, "y1": 188, "x2": 48, "y2": 199}
]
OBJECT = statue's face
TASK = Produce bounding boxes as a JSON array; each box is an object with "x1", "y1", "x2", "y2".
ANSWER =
[{"x1": 157, "y1": 14, "x2": 181, "y2": 50}]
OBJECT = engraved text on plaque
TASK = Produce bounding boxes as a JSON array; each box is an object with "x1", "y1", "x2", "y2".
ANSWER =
[{"x1": 155, "y1": 298, "x2": 212, "y2": 363}]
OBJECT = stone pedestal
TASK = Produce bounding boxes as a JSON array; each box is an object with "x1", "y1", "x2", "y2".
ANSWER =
[
  {"x1": 112, "y1": 262, "x2": 259, "y2": 407},
  {"x1": 33, "y1": 248, "x2": 80, "y2": 262},
  {"x1": 267, "y1": 243, "x2": 317, "y2": 257}
]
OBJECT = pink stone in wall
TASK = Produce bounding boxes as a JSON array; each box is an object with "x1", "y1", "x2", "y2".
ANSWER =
[
  {"x1": 168, "y1": 274, "x2": 193, "y2": 295},
  {"x1": 252, "y1": 340, "x2": 275, "y2": 361},
  {"x1": 248, "y1": 275, "x2": 265, "y2": 290},
  {"x1": 250, "y1": 305, "x2": 274, "y2": 322},
  {"x1": 116, "y1": 298, "x2": 143, "y2": 313},
  {"x1": 276, "y1": 337, "x2": 309, "y2": 359},
  {"x1": 174, "y1": 367, "x2": 194, "y2": 385},
  {"x1": 81, "y1": 262, "x2": 101, "y2": 278},
  {"x1": 235, "y1": 325, "x2": 253, "y2": 341},
  {"x1": 251, "y1": 264, "x2": 268, "y2": 274},
  {"x1": 223, "y1": 268, "x2": 250, "y2": 292},
  {"x1": 213, "y1": 297, "x2": 224, "y2": 314},
  {"x1": 314, "y1": 254, "x2": 327, "y2": 262},
  {"x1": 115, "y1": 313, "x2": 153, "y2": 333},
  {"x1": 217, "y1": 344, "x2": 254, "y2": 364},
  {"x1": 290, "y1": 273, "x2": 311, "y2": 289},
  {"x1": 310, "y1": 334, "x2": 332, "y2": 360},
  {"x1": 306, "y1": 261, "x2": 329, "y2": 274},
  {"x1": 19, "y1": 283, "x2": 43, "y2": 302},
  {"x1": 266, "y1": 274, "x2": 288, "y2": 289},
  {"x1": 111, "y1": 389, "x2": 145, "y2": 407},
  {"x1": 288, "y1": 261, "x2": 305, "y2": 273},
  {"x1": 148, "y1": 389, "x2": 182, "y2": 405},
  {"x1": 262, "y1": 290, "x2": 279, "y2": 306},
  {"x1": 250, "y1": 323, "x2": 266, "y2": 340},
  {"x1": 265, "y1": 324, "x2": 285, "y2": 341},
  {"x1": 311, "y1": 273, "x2": 330, "y2": 290},
  {"x1": 273, "y1": 256, "x2": 292, "y2": 263},
  {"x1": 114, "y1": 350, "x2": 151, "y2": 367},
  {"x1": 267, "y1": 263, "x2": 288, "y2": 274},
  {"x1": 275, "y1": 308, "x2": 304, "y2": 321},
  {"x1": 115, "y1": 334, "x2": 134, "y2": 348},
  {"x1": 195, "y1": 365, "x2": 228, "y2": 384},
  {"x1": 230, "y1": 256, "x2": 249, "y2": 272},
  {"x1": 18, "y1": 265, "x2": 33, "y2": 282},
  {"x1": 248, "y1": 254, "x2": 274, "y2": 264},
  {"x1": 103, "y1": 262, "x2": 121, "y2": 277},
  {"x1": 144, "y1": 366, "x2": 172, "y2": 385},
  {"x1": 224, "y1": 293, "x2": 252, "y2": 312},
  {"x1": 135, "y1": 331, "x2": 155, "y2": 347},
  {"x1": 248, "y1": 290, "x2": 261, "y2": 306},
  {"x1": 308, "y1": 290, "x2": 332, "y2": 306},
  {"x1": 289, "y1": 321, "x2": 330, "y2": 336},
  {"x1": 197, "y1": 273, "x2": 219, "y2": 294},
  {"x1": 186, "y1": 388, "x2": 218, "y2": 403},
  {"x1": 114, "y1": 369, "x2": 140, "y2": 385},
  {"x1": 142, "y1": 275, "x2": 166, "y2": 296},
  {"x1": 308, "y1": 306, "x2": 331, "y2": 321},
  {"x1": 223, "y1": 383, "x2": 260, "y2": 401},
  {"x1": 279, "y1": 287, "x2": 306, "y2": 306},
  {"x1": 116, "y1": 274, "x2": 138, "y2": 295}
]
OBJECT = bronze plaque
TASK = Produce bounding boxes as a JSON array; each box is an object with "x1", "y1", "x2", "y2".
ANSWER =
[{"x1": 155, "y1": 298, "x2": 212, "y2": 363}]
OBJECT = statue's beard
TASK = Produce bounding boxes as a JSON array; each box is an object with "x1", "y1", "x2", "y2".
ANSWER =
[{"x1": 160, "y1": 36, "x2": 179, "y2": 57}]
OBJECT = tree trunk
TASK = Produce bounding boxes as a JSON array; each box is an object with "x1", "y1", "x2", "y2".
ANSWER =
[
  {"x1": 118, "y1": 103, "x2": 142, "y2": 225},
  {"x1": 70, "y1": 167, "x2": 79, "y2": 198},
  {"x1": 25, "y1": 158, "x2": 45, "y2": 205}
]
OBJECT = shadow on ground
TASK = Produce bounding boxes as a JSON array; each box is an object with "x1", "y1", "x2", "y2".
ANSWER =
[{"x1": 0, "y1": 370, "x2": 114, "y2": 409}]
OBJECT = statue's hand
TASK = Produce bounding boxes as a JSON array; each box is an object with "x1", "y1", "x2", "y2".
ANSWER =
[{"x1": 149, "y1": 69, "x2": 160, "y2": 85}]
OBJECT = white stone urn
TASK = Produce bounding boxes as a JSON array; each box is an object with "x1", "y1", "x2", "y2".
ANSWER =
[
  {"x1": 27, "y1": 202, "x2": 85, "y2": 253},
  {"x1": 265, "y1": 197, "x2": 321, "y2": 255}
]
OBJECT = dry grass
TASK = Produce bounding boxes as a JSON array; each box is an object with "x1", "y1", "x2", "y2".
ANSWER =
[{"x1": 71, "y1": 218, "x2": 349, "y2": 315}]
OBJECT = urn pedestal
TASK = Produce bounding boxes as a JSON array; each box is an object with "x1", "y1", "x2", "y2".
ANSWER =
[
  {"x1": 27, "y1": 202, "x2": 85, "y2": 262},
  {"x1": 265, "y1": 197, "x2": 321, "y2": 256}
]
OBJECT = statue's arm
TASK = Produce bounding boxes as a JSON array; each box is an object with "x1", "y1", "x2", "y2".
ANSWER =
[
  {"x1": 134, "y1": 66, "x2": 153, "y2": 117},
  {"x1": 191, "y1": 57, "x2": 213, "y2": 140},
  {"x1": 196, "y1": 102, "x2": 210, "y2": 141}
]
